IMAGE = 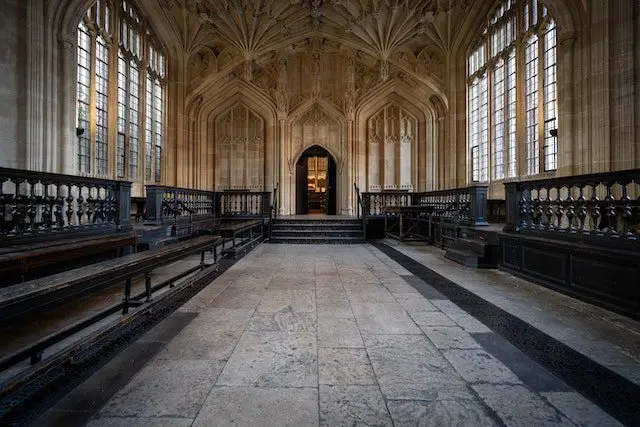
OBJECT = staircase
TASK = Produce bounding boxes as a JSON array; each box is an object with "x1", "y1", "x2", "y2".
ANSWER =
[
  {"x1": 443, "y1": 227, "x2": 501, "y2": 268},
  {"x1": 270, "y1": 218, "x2": 364, "y2": 244}
]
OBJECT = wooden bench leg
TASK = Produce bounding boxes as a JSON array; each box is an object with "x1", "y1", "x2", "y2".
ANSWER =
[
  {"x1": 145, "y1": 272, "x2": 152, "y2": 302},
  {"x1": 123, "y1": 277, "x2": 132, "y2": 315}
]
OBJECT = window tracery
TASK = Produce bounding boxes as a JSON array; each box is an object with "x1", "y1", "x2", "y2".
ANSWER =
[
  {"x1": 76, "y1": 0, "x2": 166, "y2": 182},
  {"x1": 467, "y1": 0, "x2": 557, "y2": 183}
]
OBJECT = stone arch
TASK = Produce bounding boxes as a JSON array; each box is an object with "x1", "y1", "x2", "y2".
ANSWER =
[
  {"x1": 212, "y1": 102, "x2": 266, "y2": 191},
  {"x1": 192, "y1": 83, "x2": 278, "y2": 192},
  {"x1": 355, "y1": 82, "x2": 438, "y2": 192},
  {"x1": 288, "y1": 102, "x2": 344, "y2": 173}
]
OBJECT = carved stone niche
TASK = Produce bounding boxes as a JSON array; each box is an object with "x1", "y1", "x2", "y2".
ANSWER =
[
  {"x1": 367, "y1": 103, "x2": 417, "y2": 191},
  {"x1": 215, "y1": 103, "x2": 265, "y2": 191}
]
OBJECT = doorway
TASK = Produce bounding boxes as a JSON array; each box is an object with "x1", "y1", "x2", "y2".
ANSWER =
[{"x1": 295, "y1": 145, "x2": 337, "y2": 215}]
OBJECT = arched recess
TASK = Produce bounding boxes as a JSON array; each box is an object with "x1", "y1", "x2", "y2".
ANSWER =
[
  {"x1": 449, "y1": 0, "x2": 586, "y2": 188},
  {"x1": 194, "y1": 81, "x2": 278, "y2": 192},
  {"x1": 356, "y1": 83, "x2": 438, "y2": 192},
  {"x1": 35, "y1": 0, "x2": 179, "y2": 175},
  {"x1": 283, "y1": 100, "x2": 347, "y2": 215},
  {"x1": 214, "y1": 103, "x2": 265, "y2": 191},
  {"x1": 366, "y1": 104, "x2": 418, "y2": 191}
]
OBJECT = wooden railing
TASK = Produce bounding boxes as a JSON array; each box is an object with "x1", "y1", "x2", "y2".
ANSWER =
[
  {"x1": 145, "y1": 185, "x2": 215, "y2": 226},
  {"x1": 354, "y1": 184, "x2": 367, "y2": 238},
  {"x1": 361, "y1": 185, "x2": 489, "y2": 227},
  {"x1": 218, "y1": 191, "x2": 270, "y2": 217},
  {"x1": 269, "y1": 183, "x2": 279, "y2": 238},
  {"x1": 504, "y1": 169, "x2": 640, "y2": 243},
  {"x1": 0, "y1": 167, "x2": 131, "y2": 242}
]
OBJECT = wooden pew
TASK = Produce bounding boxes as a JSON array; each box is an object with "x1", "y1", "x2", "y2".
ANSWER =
[
  {"x1": 0, "y1": 232, "x2": 138, "y2": 285},
  {"x1": 219, "y1": 220, "x2": 264, "y2": 258},
  {"x1": 0, "y1": 235, "x2": 222, "y2": 325}
]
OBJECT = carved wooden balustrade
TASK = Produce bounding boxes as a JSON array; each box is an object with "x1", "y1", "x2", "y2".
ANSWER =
[
  {"x1": 417, "y1": 186, "x2": 489, "y2": 227},
  {"x1": 361, "y1": 191, "x2": 413, "y2": 217},
  {"x1": 219, "y1": 191, "x2": 271, "y2": 218},
  {"x1": 361, "y1": 186, "x2": 489, "y2": 227},
  {"x1": 145, "y1": 185, "x2": 215, "y2": 226},
  {"x1": 0, "y1": 167, "x2": 131, "y2": 241},
  {"x1": 504, "y1": 169, "x2": 640, "y2": 244}
]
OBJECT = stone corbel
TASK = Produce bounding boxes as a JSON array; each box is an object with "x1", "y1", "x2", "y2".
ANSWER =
[{"x1": 57, "y1": 33, "x2": 75, "y2": 52}]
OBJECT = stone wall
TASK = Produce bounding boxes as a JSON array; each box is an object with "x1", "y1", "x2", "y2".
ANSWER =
[{"x1": 0, "y1": 0, "x2": 27, "y2": 169}]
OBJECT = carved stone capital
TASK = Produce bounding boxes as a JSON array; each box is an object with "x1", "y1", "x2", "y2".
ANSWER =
[{"x1": 57, "y1": 33, "x2": 75, "y2": 51}]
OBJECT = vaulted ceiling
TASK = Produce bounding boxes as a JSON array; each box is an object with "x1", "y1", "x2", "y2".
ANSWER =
[{"x1": 165, "y1": 0, "x2": 474, "y2": 111}]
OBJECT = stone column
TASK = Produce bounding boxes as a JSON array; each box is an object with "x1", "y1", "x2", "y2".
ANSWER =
[
  {"x1": 57, "y1": 33, "x2": 76, "y2": 175},
  {"x1": 278, "y1": 117, "x2": 287, "y2": 215},
  {"x1": 26, "y1": 0, "x2": 44, "y2": 172},
  {"x1": 557, "y1": 34, "x2": 576, "y2": 177}
]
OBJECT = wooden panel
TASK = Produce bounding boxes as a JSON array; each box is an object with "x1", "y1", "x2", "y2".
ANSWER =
[
  {"x1": 570, "y1": 256, "x2": 639, "y2": 304},
  {"x1": 501, "y1": 238, "x2": 521, "y2": 270},
  {"x1": 522, "y1": 246, "x2": 567, "y2": 286}
]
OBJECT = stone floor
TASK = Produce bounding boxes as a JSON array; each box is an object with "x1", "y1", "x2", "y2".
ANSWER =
[{"x1": 43, "y1": 243, "x2": 631, "y2": 427}]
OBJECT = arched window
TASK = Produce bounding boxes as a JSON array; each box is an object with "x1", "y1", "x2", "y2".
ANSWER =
[
  {"x1": 76, "y1": 0, "x2": 166, "y2": 182},
  {"x1": 468, "y1": 0, "x2": 557, "y2": 183}
]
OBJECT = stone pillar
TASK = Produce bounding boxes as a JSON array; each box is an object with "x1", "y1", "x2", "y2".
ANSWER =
[
  {"x1": 347, "y1": 118, "x2": 354, "y2": 215},
  {"x1": 26, "y1": 0, "x2": 44, "y2": 172},
  {"x1": 557, "y1": 34, "x2": 576, "y2": 177},
  {"x1": 588, "y1": 0, "x2": 610, "y2": 173},
  {"x1": 609, "y1": 0, "x2": 636, "y2": 171},
  {"x1": 57, "y1": 33, "x2": 76, "y2": 175},
  {"x1": 278, "y1": 117, "x2": 287, "y2": 215}
]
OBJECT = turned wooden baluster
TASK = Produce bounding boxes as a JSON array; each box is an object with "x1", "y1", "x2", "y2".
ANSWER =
[
  {"x1": 95, "y1": 187, "x2": 104, "y2": 223},
  {"x1": 11, "y1": 179, "x2": 22, "y2": 234},
  {"x1": 565, "y1": 186, "x2": 576, "y2": 233},
  {"x1": 620, "y1": 181, "x2": 634, "y2": 239},
  {"x1": 42, "y1": 182, "x2": 54, "y2": 231},
  {"x1": 54, "y1": 183, "x2": 64, "y2": 228},
  {"x1": 86, "y1": 186, "x2": 95, "y2": 224},
  {"x1": 533, "y1": 189, "x2": 543, "y2": 228},
  {"x1": 554, "y1": 186, "x2": 564, "y2": 232},
  {"x1": 576, "y1": 185, "x2": 588, "y2": 233},
  {"x1": 26, "y1": 180, "x2": 37, "y2": 232},
  {"x1": 604, "y1": 183, "x2": 617, "y2": 237},
  {"x1": 65, "y1": 185, "x2": 75, "y2": 227},
  {"x1": 545, "y1": 185, "x2": 554, "y2": 230},
  {"x1": 590, "y1": 181, "x2": 602, "y2": 236},
  {"x1": 76, "y1": 185, "x2": 85, "y2": 226}
]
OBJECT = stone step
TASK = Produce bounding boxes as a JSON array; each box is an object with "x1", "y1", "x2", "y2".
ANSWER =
[
  {"x1": 269, "y1": 236, "x2": 365, "y2": 244},
  {"x1": 444, "y1": 247, "x2": 497, "y2": 269},
  {"x1": 271, "y1": 223, "x2": 362, "y2": 231},
  {"x1": 274, "y1": 219, "x2": 361, "y2": 226},
  {"x1": 271, "y1": 229, "x2": 363, "y2": 238},
  {"x1": 454, "y1": 237, "x2": 496, "y2": 256}
]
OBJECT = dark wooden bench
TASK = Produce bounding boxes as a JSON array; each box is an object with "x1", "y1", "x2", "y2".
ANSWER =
[
  {"x1": 219, "y1": 219, "x2": 263, "y2": 258},
  {"x1": 0, "y1": 232, "x2": 138, "y2": 284},
  {"x1": 0, "y1": 235, "x2": 222, "y2": 325}
]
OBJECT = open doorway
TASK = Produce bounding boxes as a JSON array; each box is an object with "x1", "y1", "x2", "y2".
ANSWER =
[{"x1": 295, "y1": 145, "x2": 337, "y2": 215}]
